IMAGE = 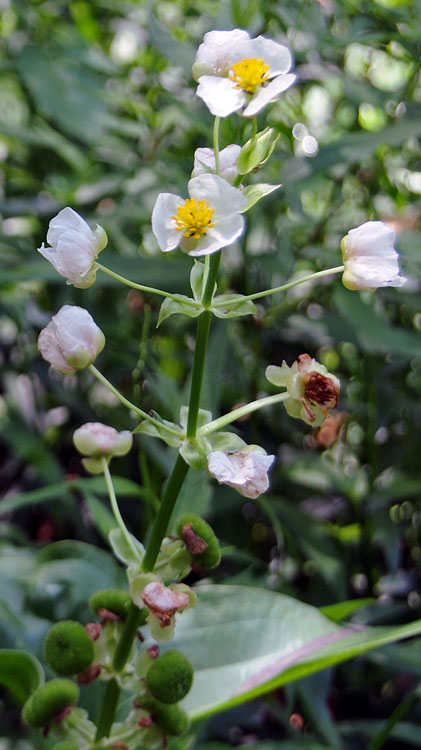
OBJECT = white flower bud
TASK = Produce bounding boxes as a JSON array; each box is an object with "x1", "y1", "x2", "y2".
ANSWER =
[
  {"x1": 38, "y1": 207, "x2": 107, "y2": 289},
  {"x1": 73, "y1": 423, "x2": 132, "y2": 458},
  {"x1": 192, "y1": 145, "x2": 241, "y2": 184},
  {"x1": 38, "y1": 305, "x2": 105, "y2": 374},
  {"x1": 341, "y1": 220, "x2": 405, "y2": 290},
  {"x1": 207, "y1": 445, "x2": 275, "y2": 499}
]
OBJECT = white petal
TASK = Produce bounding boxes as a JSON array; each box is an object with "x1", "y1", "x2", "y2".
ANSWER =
[
  {"x1": 232, "y1": 36, "x2": 292, "y2": 76},
  {"x1": 243, "y1": 73, "x2": 296, "y2": 117},
  {"x1": 46, "y1": 207, "x2": 92, "y2": 246},
  {"x1": 53, "y1": 305, "x2": 105, "y2": 366},
  {"x1": 188, "y1": 173, "x2": 247, "y2": 216},
  {"x1": 151, "y1": 192, "x2": 185, "y2": 253},
  {"x1": 346, "y1": 221, "x2": 396, "y2": 258},
  {"x1": 38, "y1": 320, "x2": 75, "y2": 374},
  {"x1": 196, "y1": 76, "x2": 246, "y2": 117},
  {"x1": 192, "y1": 144, "x2": 241, "y2": 184},
  {"x1": 186, "y1": 214, "x2": 245, "y2": 257},
  {"x1": 192, "y1": 29, "x2": 251, "y2": 78}
]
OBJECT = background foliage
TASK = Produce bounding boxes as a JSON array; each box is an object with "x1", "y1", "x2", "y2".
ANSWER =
[{"x1": 1, "y1": 0, "x2": 421, "y2": 748}]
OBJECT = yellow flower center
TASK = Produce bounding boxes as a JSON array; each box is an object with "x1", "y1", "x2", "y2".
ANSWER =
[
  {"x1": 229, "y1": 57, "x2": 270, "y2": 94},
  {"x1": 172, "y1": 198, "x2": 215, "y2": 240}
]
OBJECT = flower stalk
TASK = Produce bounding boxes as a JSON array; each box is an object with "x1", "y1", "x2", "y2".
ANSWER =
[{"x1": 199, "y1": 392, "x2": 289, "y2": 435}]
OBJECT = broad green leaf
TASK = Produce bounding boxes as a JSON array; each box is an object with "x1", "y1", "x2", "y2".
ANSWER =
[
  {"x1": 157, "y1": 296, "x2": 201, "y2": 326},
  {"x1": 241, "y1": 183, "x2": 282, "y2": 212},
  {"x1": 163, "y1": 585, "x2": 421, "y2": 719},
  {"x1": 320, "y1": 598, "x2": 375, "y2": 623},
  {"x1": 211, "y1": 294, "x2": 257, "y2": 319},
  {"x1": 108, "y1": 528, "x2": 145, "y2": 566},
  {"x1": 0, "y1": 650, "x2": 44, "y2": 705}
]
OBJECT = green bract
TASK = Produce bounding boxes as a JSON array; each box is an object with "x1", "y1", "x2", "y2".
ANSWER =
[
  {"x1": 146, "y1": 650, "x2": 194, "y2": 704},
  {"x1": 22, "y1": 678, "x2": 79, "y2": 728},
  {"x1": 44, "y1": 621, "x2": 94, "y2": 675},
  {"x1": 176, "y1": 513, "x2": 221, "y2": 569},
  {"x1": 89, "y1": 588, "x2": 131, "y2": 618},
  {"x1": 140, "y1": 695, "x2": 190, "y2": 736}
]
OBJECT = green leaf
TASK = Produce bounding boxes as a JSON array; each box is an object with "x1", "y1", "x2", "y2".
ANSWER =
[
  {"x1": 0, "y1": 650, "x2": 44, "y2": 705},
  {"x1": 241, "y1": 183, "x2": 282, "y2": 212},
  {"x1": 320, "y1": 598, "x2": 375, "y2": 623},
  {"x1": 108, "y1": 528, "x2": 145, "y2": 566},
  {"x1": 208, "y1": 432, "x2": 247, "y2": 452},
  {"x1": 157, "y1": 296, "x2": 201, "y2": 327},
  {"x1": 237, "y1": 127, "x2": 280, "y2": 175},
  {"x1": 164, "y1": 585, "x2": 421, "y2": 719},
  {"x1": 211, "y1": 294, "x2": 257, "y2": 319}
]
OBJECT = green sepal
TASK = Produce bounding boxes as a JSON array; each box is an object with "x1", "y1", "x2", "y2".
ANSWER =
[
  {"x1": 208, "y1": 431, "x2": 247, "y2": 452},
  {"x1": 211, "y1": 293, "x2": 257, "y2": 318},
  {"x1": 133, "y1": 419, "x2": 183, "y2": 448},
  {"x1": 157, "y1": 295, "x2": 201, "y2": 326},
  {"x1": 241, "y1": 183, "x2": 282, "y2": 212},
  {"x1": 179, "y1": 437, "x2": 211, "y2": 470},
  {"x1": 237, "y1": 127, "x2": 280, "y2": 174},
  {"x1": 108, "y1": 527, "x2": 145, "y2": 566}
]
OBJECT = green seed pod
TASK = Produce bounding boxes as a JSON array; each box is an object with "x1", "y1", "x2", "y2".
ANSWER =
[
  {"x1": 22, "y1": 679, "x2": 79, "y2": 728},
  {"x1": 146, "y1": 650, "x2": 193, "y2": 704},
  {"x1": 89, "y1": 588, "x2": 131, "y2": 618},
  {"x1": 44, "y1": 621, "x2": 94, "y2": 675},
  {"x1": 140, "y1": 696, "x2": 190, "y2": 737},
  {"x1": 176, "y1": 513, "x2": 221, "y2": 570}
]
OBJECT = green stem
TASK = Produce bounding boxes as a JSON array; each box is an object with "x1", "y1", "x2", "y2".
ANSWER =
[
  {"x1": 88, "y1": 365, "x2": 182, "y2": 439},
  {"x1": 212, "y1": 266, "x2": 344, "y2": 307},
  {"x1": 199, "y1": 392, "x2": 289, "y2": 435},
  {"x1": 113, "y1": 603, "x2": 146, "y2": 671},
  {"x1": 251, "y1": 116, "x2": 258, "y2": 139},
  {"x1": 186, "y1": 252, "x2": 221, "y2": 438},
  {"x1": 102, "y1": 458, "x2": 138, "y2": 557},
  {"x1": 141, "y1": 454, "x2": 189, "y2": 572},
  {"x1": 97, "y1": 263, "x2": 199, "y2": 308},
  {"x1": 369, "y1": 690, "x2": 419, "y2": 750},
  {"x1": 213, "y1": 116, "x2": 221, "y2": 174},
  {"x1": 95, "y1": 678, "x2": 120, "y2": 741}
]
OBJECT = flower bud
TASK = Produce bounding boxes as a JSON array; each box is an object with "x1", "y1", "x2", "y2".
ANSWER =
[
  {"x1": 176, "y1": 513, "x2": 221, "y2": 570},
  {"x1": 38, "y1": 207, "x2": 107, "y2": 289},
  {"x1": 22, "y1": 679, "x2": 79, "y2": 728},
  {"x1": 44, "y1": 621, "x2": 94, "y2": 675},
  {"x1": 146, "y1": 650, "x2": 194, "y2": 704},
  {"x1": 38, "y1": 305, "x2": 105, "y2": 374},
  {"x1": 192, "y1": 144, "x2": 241, "y2": 184},
  {"x1": 138, "y1": 696, "x2": 190, "y2": 737},
  {"x1": 340, "y1": 220, "x2": 405, "y2": 290},
  {"x1": 89, "y1": 589, "x2": 131, "y2": 619},
  {"x1": 74, "y1": 423, "x2": 132, "y2": 458}
]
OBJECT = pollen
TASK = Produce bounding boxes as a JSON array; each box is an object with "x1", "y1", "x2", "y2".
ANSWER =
[
  {"x1": 229, "y1": 57, "x2": 270, "y2": 94},
  {"x1": 172, "y1": 198, "x2": 215, "y2": 239}
]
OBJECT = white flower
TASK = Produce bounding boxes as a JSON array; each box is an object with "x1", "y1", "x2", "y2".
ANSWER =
[
  {"x1": 266, "y1": 353, "x2": 340, "y2": 426},
  {"x1": 38, "y1": 207, "x2": 107, "y2": 289},
  {"x1": 341, "y1": 220, "x2": 406, "y2": 290},
  {"x1": 73, "y1": 422, "x2": 132, "y2": 457},
  {"x1": 141, "y1": 581, "x2": 192, "y2": 642},
  {"x1": 192, "y1": 144, "x2": 241, "y2": 184},
  {"x1": 207, "y1": 445, "x2": 275, "y2": 499},
  {"x1": 193, "y1": 29, "x2": 296, "y2": 118},
  {"x1": 152, "y1": 173, "x2": 247, "y2": 257},
  {"x1": 38, "y1": 305, "x2": 105, "y2": 374}
]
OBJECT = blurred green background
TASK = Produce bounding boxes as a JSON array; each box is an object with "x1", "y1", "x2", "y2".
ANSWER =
[{"x1": 1, "y1": 0, "x2": 421, "y2": 748}]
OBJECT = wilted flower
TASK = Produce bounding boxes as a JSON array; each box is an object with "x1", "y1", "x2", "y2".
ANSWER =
[
  {"x1": 38, "y1": 208, "x2": 107, "y2": 289},
  {"x1": 141, "y1": 581, "x2": 193, "y2": 642},
  {"x1": 152, "y1": 173, "x2": 247, "y2": 257},
  {"x1": 266, "y1": 353, "x2": 340, "y2": 426},
  {"x1": 341, "y1": 221, "x2": 406, "y2": 290},
  {"x1": 38, "y1": 305, "x2": 105, "y2": 374},
  {"x1": 192, "y1": 144, "x2": 241, "y2": 184},
  {"x1": 73, "y1": 423, "x2": 132, "y2": 468},
  {"x1": 193, "y1": 29, "x2": 295, "y2": 118},
  {"x1": 207, "y1": 445, "x2": 275, "y2": 499}
]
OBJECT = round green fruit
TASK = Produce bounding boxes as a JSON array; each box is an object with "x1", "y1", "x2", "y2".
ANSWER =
[
  {"x1": 146, "y1": 650, "x2": 193, "y2": 704},
  {"x1": 44, "y1": 620, "x2": 94, "y2": 675},
  {"x1": 89, "y1": 588, "x2": 131, "y2": 618},
  {"x1": 22, "y1": 679, "x2": 79, "y2": 728}
]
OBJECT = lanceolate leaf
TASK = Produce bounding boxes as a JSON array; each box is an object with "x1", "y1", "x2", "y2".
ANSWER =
[{"x1": 161, "y1": 585, "x2": 421, "y2": 720}]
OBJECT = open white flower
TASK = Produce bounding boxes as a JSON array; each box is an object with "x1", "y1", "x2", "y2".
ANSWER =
[
  {"x1": 192, "y1": 144, "x2": 241, "y2": 184},
  {"x1": 38, "y1": 207, "x2": 107, "y2": 289},
  {"x1": 152, "y1": 173, "x2": 247, "y2": 257},
  {"x1": 208, "y1": 445, "x2": 275, "y2": 499},
  {"x1": 266, "y1": 353, "x2": 340, "y2": 427},
  {"x1": 38, "y1": 305, "x2": 105, "y2": 374},
  {"x1": 193, "y1": 29, "x2": 295, "y2": 118},
  {"x1": 341, "y1": 221, "x2": 405, "y2": 290}
]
